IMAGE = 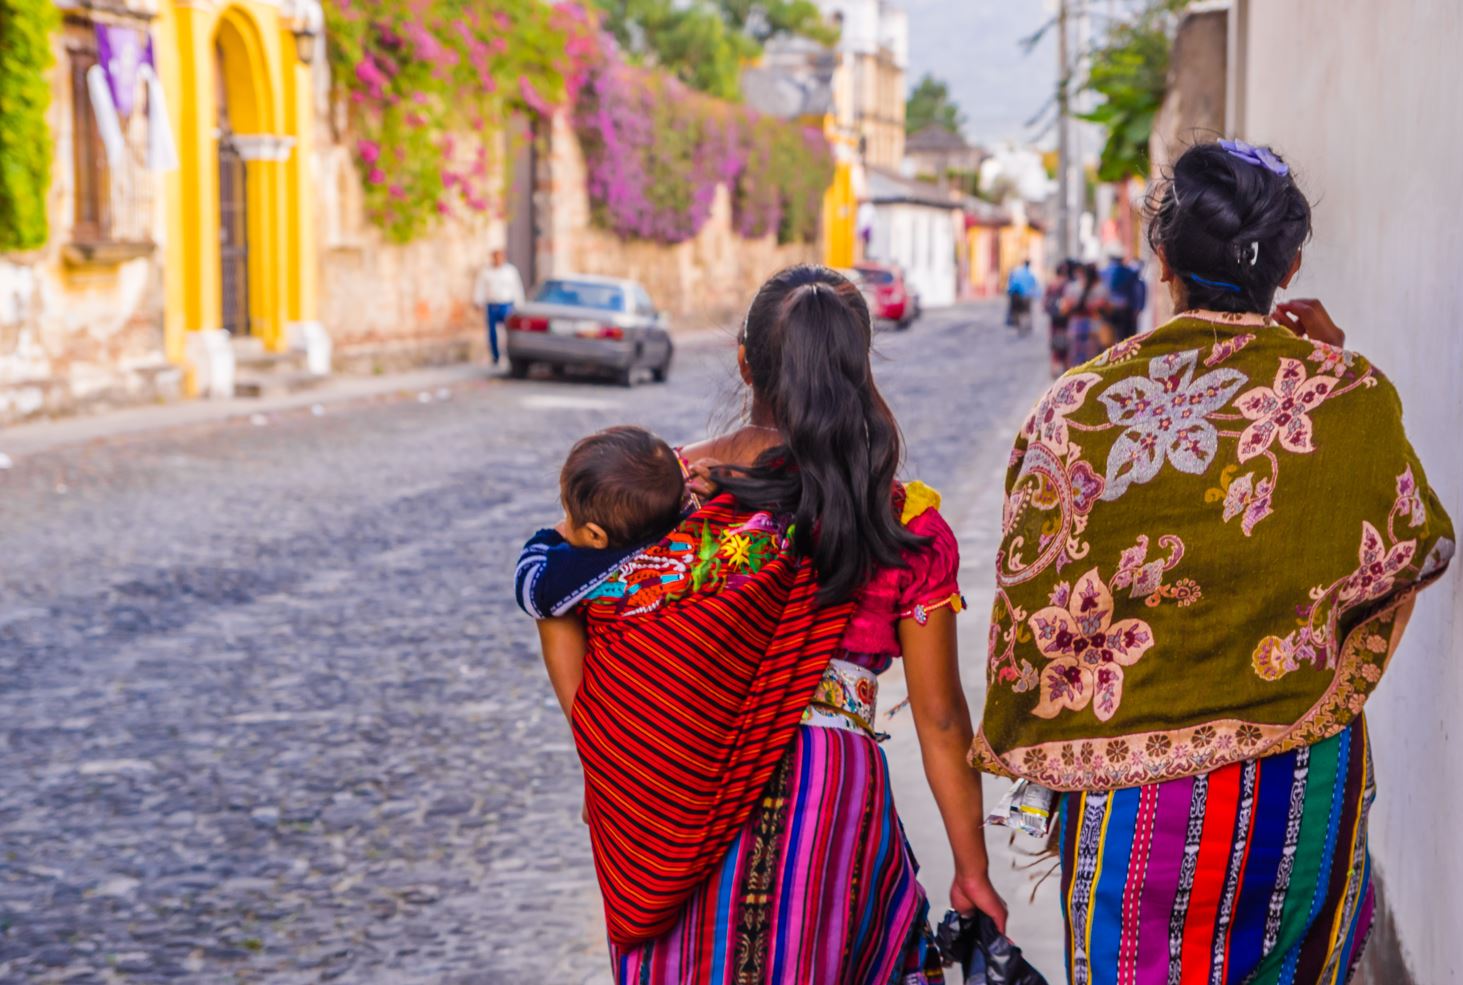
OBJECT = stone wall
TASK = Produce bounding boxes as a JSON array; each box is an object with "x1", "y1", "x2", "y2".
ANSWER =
[
  {"x1": 0, "y1": 23, "x2": 177, "y2": 426},
  {"x1": 313, "y1": 140, "x2": 502, "y2": 373},
  {"x1": 536, "y1": 113, "x2": 818, "y2": 332}
]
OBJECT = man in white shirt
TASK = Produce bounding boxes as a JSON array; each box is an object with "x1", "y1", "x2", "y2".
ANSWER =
[{"x1": 472, "y1": 248, "x2": 525, "y2": 366}]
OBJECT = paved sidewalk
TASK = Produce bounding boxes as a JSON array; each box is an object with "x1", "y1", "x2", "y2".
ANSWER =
[{"x1": 878, "y1": 362, "x2": 1067, "y2": 980}]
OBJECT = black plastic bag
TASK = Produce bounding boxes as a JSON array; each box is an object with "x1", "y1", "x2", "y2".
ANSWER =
[{"x1": 936, "y1": 909, "x2": 1050, "y2": 985}]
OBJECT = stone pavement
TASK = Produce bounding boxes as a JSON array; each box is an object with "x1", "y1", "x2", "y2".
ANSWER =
[{"x1": 0, "y1": 302, "x2": 1060, "y2": 983}]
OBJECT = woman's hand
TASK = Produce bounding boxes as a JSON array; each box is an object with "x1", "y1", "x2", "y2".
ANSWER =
[
  {"x1": 1274, "y1": 298, "x2": 1345, "y2": 347},
  {"x1": 685, "y1": 458, "x2": 724, "y2": 499},
  {"x1": 951, "y1": 868, "x2": 1009, "y2": 936}
]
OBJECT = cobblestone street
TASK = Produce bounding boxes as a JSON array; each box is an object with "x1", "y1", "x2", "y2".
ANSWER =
[{"x1": 0, "y1": 302, "x2": 1052, "y2": 984}]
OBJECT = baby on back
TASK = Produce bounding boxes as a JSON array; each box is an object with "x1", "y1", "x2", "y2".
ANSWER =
[{"x1": 514, "y1": 425, "x2": 688, "y2": 720}]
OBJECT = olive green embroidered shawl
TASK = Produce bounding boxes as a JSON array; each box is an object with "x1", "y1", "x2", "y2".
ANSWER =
[{"x1": 972, "y1": 311, "x2": 1455, "y2": 790}]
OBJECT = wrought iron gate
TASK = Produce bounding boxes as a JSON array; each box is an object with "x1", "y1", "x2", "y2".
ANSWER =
[{"x1": 218, "y1": 135, "x2": 250, "y2": 336}]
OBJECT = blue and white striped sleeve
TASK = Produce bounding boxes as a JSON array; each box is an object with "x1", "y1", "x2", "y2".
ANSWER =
[{"x1": 514, "y1": 529, "x2": 638, "y2": 620}]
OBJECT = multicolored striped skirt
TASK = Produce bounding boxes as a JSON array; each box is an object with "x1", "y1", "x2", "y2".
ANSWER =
[
  {"x1": 610, "y1": 723, "x2": 944, "y2": 984},
  {"x1": 1057, "y1": 717, "x2": 1375, "y2": 985}
]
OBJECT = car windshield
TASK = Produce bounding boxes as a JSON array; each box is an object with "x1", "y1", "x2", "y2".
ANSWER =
[
  {"x1": 856, "y1": 267, "x2": 895, "y2": 285},
  {"x1": 533, "y1": 280, "x2": 626, "y2": 312}
]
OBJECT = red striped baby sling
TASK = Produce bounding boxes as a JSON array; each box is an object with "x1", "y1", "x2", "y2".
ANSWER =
[{"x1": 572, "y1": 494, "x2": 854, "y2": 946}]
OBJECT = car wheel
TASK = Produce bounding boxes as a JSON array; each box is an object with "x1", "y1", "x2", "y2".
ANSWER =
[
  {"x1": 651, "y1": 361, "x2": 670, "y2": 383},
  {"x1": 616, "y1": 366, "x2": 636, "y2": 388},
  {"x1": 507, "y1": 358, "x2": 530, "y2": 379}
]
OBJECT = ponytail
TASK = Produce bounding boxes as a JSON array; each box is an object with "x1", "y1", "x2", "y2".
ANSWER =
[{"x1": 715, "y1": 265, "x2": 924, "y2": 604}]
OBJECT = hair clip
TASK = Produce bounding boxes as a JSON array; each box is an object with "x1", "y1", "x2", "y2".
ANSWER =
[
  {"x1": 1185, "y1": 272, "x2": 1245, "y2": 295},
  {"x1": 1248, "y1": 241, "x2": 1260, "y2": 266},
  {"x1": 1219, "y1": 139, "x2": 1290, "y2": 177}
]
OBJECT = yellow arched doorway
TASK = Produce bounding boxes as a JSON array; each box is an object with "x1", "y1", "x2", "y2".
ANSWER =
[
  {"x1": 163, "y1": 0, "x2": 313, "y2": 368},
  {"x1": 213, "y1": 7, "x2": 282, "y2": 348}
]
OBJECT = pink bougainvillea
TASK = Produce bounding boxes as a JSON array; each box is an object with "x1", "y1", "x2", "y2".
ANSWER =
[
  {"x1": 573, "y1": 47, "x2": 833, "y2": 245},
  {"x1": 328, "y1": 1, "x2": 830, "y2": 246},
  {"x1": 327, "y1": 0, "x2": 598, "y2": 242}
]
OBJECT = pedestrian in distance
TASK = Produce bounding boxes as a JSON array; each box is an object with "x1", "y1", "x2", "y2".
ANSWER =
[
  {"x1": 1043, "y1": 259, "x2": 1078, "y2": 377},
  {"x1": 1060, "y1": 262, "x2": 1108, "y2": 368},
  {"x1": 472, "y1": 247, "x2": 524, "y2": 367},
  {"x1": 1102, "y1": 248, "x2": 1147, "y2": 343},
  {"x1": 514, "y1": 264, "x2": 1008, "y2": 983},
  {"x1": 1006, "y1": 258, "x2": 1040, "y2": 334},
  {"x1": 973, "y1": 139, "x2": 1455, "y2": 985}
]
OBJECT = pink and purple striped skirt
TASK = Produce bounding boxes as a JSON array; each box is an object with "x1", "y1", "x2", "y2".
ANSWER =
[
  {"x1": 610, "y1": 723, "x2": 944, "y2": 984},
  {"x1": 1058, "y1": 717, "x2": 1375, "y2": 985}
]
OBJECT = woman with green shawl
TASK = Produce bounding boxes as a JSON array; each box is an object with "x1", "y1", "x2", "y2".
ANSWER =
[{"x1": 973, "y1": 141, "x2": 1454, "y2": 985}]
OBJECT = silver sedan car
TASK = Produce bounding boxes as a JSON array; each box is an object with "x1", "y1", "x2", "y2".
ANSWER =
[{"x1": 505, "y1": 275, "x2": 673, "y2": 386}]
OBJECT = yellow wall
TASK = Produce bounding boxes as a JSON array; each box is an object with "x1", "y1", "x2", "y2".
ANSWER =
[
  {"x1": 157, "y1": 0, "x2": 317, "y2": 365},
  {"x1": 823, "y1": 160, "x2": 856, "y2": 270}
]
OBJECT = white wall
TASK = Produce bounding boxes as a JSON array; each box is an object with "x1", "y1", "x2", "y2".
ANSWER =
[
  {"x1": 869, "y1": 202, "x2": 956, "y2": 308},
  {"x1": 1239, "y1": 3, "x2": 1463, "y2": 981}
]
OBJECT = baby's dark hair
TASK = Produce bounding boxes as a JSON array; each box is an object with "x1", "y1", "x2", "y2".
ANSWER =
[
  {"x1": 560, "y1": 426, "x2": 684, "y2": 548},
  {"x1": 1146, "y1": 141, "x2": 1312, "y2": 314}
]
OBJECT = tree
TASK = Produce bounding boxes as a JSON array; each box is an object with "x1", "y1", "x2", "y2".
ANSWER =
[
  {"x1": 905, "y1": 74, "x2": 965, "y2": 135},
  {"x1": 1079, "y1": 0, "x2": 1191, "y2": 181},
  {"x1": 593, "y1": 0, "x2": 837, "y2": 101}
]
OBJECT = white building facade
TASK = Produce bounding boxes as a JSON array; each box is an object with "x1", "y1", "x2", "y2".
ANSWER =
[{"x1": 1230, "y1": 3, "x2": 1463, "y2": 982}]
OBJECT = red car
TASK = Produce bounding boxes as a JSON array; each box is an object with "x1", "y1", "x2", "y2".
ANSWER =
[{"x1": 852, "y1": 262, "x2": 917, "y2": 329}]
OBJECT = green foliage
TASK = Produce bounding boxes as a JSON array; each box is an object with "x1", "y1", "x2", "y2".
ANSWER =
[
  {"x1": 905, "y1": 73, "x2": 964, "y2": 135},
  {"x1": 1079, "y1": 0, "x2": 1190, "y2": 182},
  {"x1": 326, "y1": 0, "x2": 597, "y2": 243},
  {"x1": 592, "y1": 0, "x2": 836, "y2": 101},
  {"x1": 0, "y1": 0, "x2": 59, "y2": 251}
]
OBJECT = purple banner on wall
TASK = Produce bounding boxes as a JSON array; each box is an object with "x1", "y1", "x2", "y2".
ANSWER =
[{"x1": 95, "y1": 24, "x2": 150, "y2": 118}]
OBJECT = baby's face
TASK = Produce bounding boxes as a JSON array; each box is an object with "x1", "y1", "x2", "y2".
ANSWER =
[{"x1": 557, "y1": 513, "x2": 609, "y2": 550}]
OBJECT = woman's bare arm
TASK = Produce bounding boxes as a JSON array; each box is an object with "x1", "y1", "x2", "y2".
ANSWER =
[{"x1": 900, "y1": 607, "x2": 1009, "y2": 932}]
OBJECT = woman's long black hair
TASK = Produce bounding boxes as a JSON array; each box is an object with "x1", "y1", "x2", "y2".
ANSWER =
[
  {"x1": 1146, "y1": 141, "x2": 1312, "y2": 314},
  {"x1": 714, "y1": 264, "x2": 924, "y2": 605}
]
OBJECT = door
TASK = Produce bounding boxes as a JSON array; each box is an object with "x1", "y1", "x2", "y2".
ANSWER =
[
  {"x1": 505, "y1": 116, "x2": 537, "y2": 288},
  {"x1": 218, "y1": 134, "x2": 250, "y2": 336}
]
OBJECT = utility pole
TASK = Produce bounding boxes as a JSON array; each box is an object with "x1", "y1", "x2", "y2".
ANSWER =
[{"x1": 1055, "y1": 0, "x2": 1071, "y2": 262}]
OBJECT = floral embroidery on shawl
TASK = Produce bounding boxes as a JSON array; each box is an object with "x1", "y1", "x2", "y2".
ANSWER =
[
  {"x1": 973, "y1": 312, "x2": 1455, "y2": 791},
  {"x1": 1098, "y1": 349, "x2": 1248, "y2": 501}
]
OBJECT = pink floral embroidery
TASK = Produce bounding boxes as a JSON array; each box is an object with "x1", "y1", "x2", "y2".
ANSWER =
[
  {"x1": 1111, "y1": 534, "x2": 1186, "y2": 599},
  {"x1": 1337, "y1": 521, "x2": 1417, "y2": 604},
  {"x1": 1028, "y1": 567, "x2": 1154, "y2": 722},
  {"x1": 1098, "y1": 350, "x2": 1248, "y2": 500},
  {"x1": 1203, "y1": 333, "x2": 1256, "y2": 367},
  {"x1": 1023, "y1": 372, "x2": 1102, "y2": 455},
  {"x1": 1235, "y1": 358, "x2": 1337, "y2": 462},
  {"x1": 1222, "y1": 471, "x2": 1275, "y2": 536},
  {"x1": 1307, "y1": 341, "x2": 1355, "y2": 377},
  {"x1": 1395, "y1": 466, "x2": 1426, "y2": 528}
]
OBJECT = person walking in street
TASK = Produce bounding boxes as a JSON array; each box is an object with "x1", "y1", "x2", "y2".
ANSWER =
[
  {"x1": 1060, "y1": 262, "x2": 1108, "y2": 368},
  {"x1": 472, "y1": 247, "x2": 524, "y2": 367},
  {"x1": 1006, "y1": 258, "x2": 1040, "y2": 334},
  {"x1": 1102, "y1": 249, "x2": 1147, "y2": 342},
  {"x1": 519, "y1": 265, "x2": 1007, "y2": 983},
  {"x1": 972, "y1": 140, "x2": 1454, "y2": 985},
  {"x1": 1043, "y1": 259, "x2": 1077, "y2": 377}
]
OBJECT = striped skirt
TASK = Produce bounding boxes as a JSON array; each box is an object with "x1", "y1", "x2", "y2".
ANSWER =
[
  {"x1": 610, "y1": 723, "x2": 944, "y2": 984},
  {"x1": 1058, "y1": 717, "x2": 1375, "y2": 985}
]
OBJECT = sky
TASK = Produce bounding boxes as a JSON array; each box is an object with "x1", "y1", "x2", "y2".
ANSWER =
[{"x1": 901, "y1": 0, "x2": 1059, "y2": 149}]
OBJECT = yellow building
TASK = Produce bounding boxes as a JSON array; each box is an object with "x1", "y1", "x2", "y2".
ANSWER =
[
  {"x1": 153, "y1": 0, "x2": 319, "y2": 370},
  {"x1": 0, "y1": 0, "x2": 321, "y2": 420}
]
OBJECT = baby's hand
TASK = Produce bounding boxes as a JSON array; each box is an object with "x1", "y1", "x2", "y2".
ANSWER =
[{"x1": 686, "y1": 458, "x2": 724, "y2": 499}]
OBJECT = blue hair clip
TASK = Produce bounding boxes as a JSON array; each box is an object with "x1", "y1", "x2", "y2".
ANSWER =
[
  {"x1": 1185, "y1": 272, "x2": 1245, "y2": 295},
  {"x1": 1219, "y1": 139, "x2": 1290, "y2": 177}
]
